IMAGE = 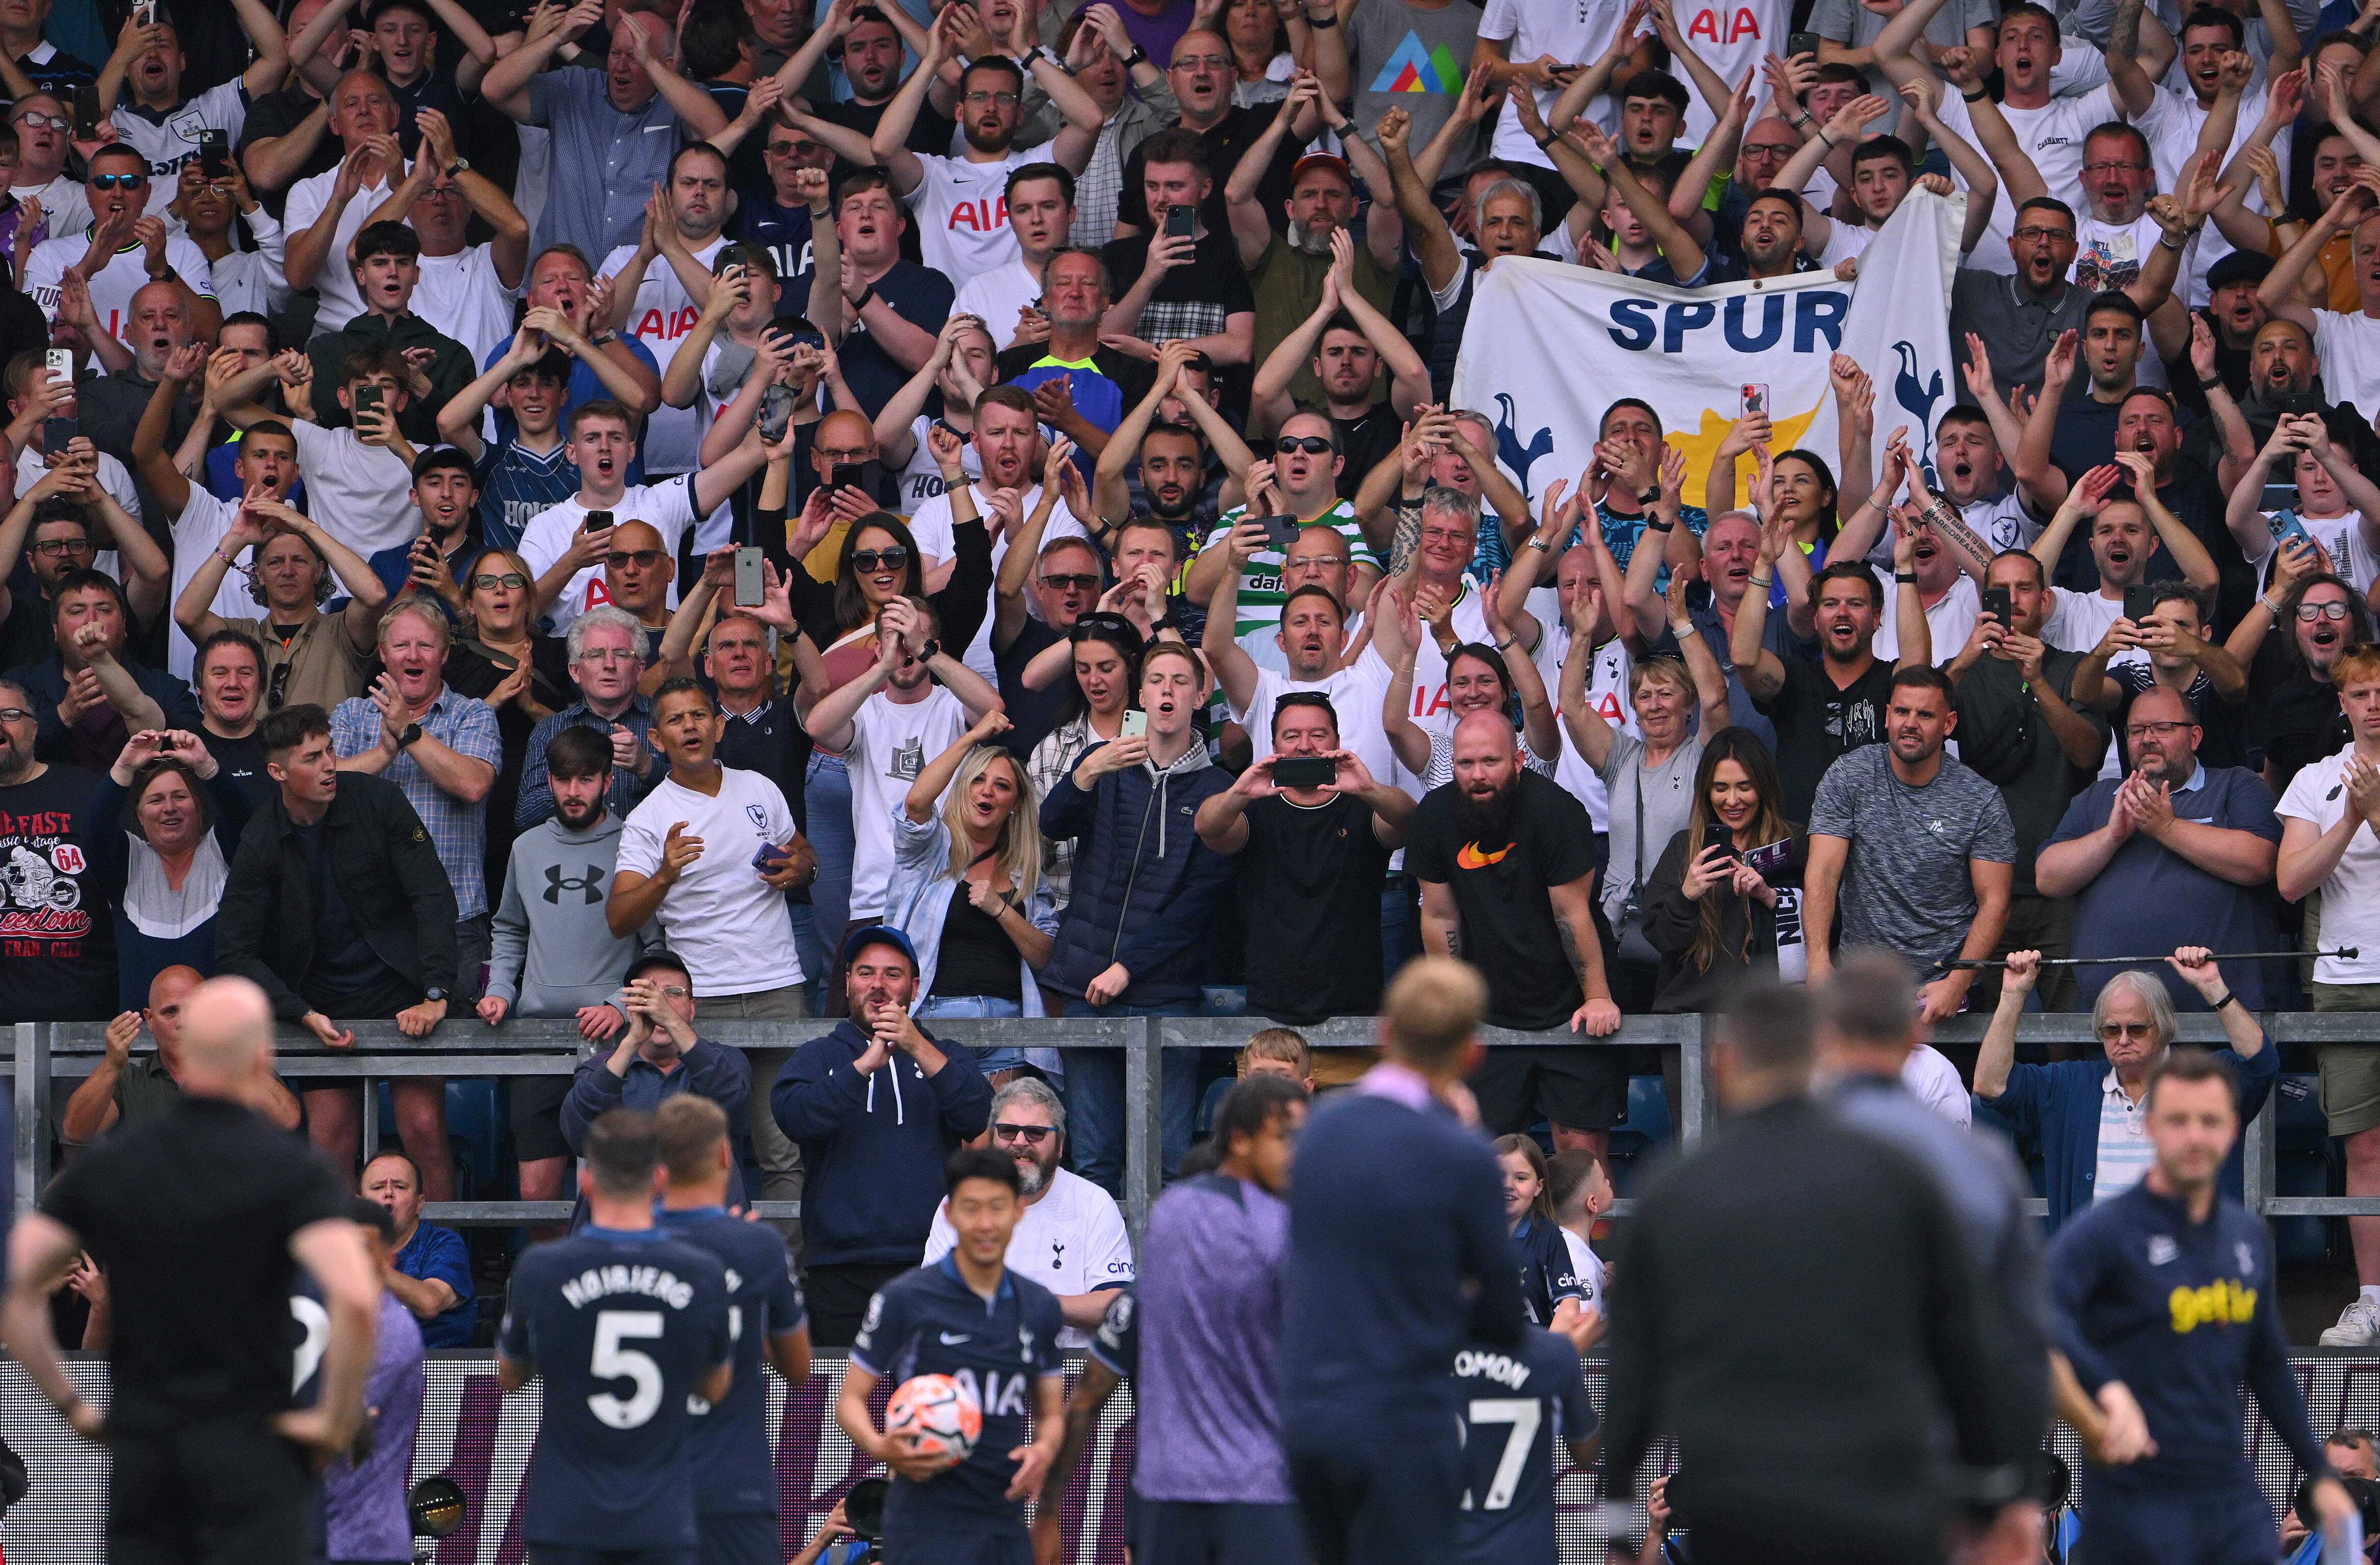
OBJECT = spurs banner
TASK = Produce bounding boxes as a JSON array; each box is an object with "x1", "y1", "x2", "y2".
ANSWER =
[{"x1": 1451, "y1": 189, "x2": 1962, "y2": 519}]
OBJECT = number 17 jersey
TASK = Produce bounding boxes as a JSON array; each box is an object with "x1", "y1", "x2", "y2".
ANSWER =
[{"x1": 497, "y1": 1226, "x2": 732, "y2": 1551}]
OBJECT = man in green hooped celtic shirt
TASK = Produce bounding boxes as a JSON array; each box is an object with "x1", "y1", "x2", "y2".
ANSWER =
[{"x1": 1184, "y1": 408, "x2": 1383, "y2": 641}]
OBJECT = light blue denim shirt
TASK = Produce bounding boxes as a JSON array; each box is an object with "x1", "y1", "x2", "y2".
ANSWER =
[{"x1": 884, "y1": 804, "x2": 1061, "y2": 1017}]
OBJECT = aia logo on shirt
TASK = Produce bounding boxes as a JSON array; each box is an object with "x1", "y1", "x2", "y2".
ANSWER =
[
  {"x1": 948, "y1": 195, "x2": 1011, "y2": 234},
  {"x1": 1679, "y1": 4, "x2": 1765, "y2": 43},
  {"x1": 633, "y1": 306, "x2": 703, "y2": 342}
]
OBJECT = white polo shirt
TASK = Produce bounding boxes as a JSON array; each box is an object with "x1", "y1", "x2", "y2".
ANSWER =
[
  {"x1": 2093, "y1": 1071, "x2": 2156, "y2": 1202},
  {"x1": 923, "y1": 1165, "x2": 1134, "y2": 1348}
]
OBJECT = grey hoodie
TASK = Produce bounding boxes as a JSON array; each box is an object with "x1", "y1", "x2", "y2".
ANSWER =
[{"x1": 486, "y1": 811, "x2": 662, "y2": 1015}]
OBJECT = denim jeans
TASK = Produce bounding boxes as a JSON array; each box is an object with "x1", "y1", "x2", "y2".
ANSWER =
[
  {"x1": 805, "y1": 750, "x2": 855, "y2": 968},
  {"x1": 914, "y1": 994, "x2": 1028, "y2": 1072},
  {"x1": 1382, "y1": 875, "x2": 1417, "y2": 980},
  {"x1": 788, "y1": 901, "x2": 830, "y2": 1016},
  {"x1": 1063, "y1": 999, "x2": 1199, "y2": 1197}
]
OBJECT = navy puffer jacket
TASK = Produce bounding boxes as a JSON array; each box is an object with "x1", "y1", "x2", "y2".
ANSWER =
[{"x1": 1039, "y1": 739, "x2": 1234, "y2": 1005}]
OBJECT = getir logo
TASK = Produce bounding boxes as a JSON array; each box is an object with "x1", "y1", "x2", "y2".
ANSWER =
[{"x1": 2169, "y1": 1279, "x2": 2256, "y2": 1332}]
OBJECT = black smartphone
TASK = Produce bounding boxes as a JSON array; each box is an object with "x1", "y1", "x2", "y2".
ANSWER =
[
  {"x1": 2280, "y1": 391, "x2": 2323, "y2": 416},
  {"x1": 352, "y1": 384, "x2": 383, "y2": 424},
  {"x1": 1261, "y1": 513, "x2": 1300, "y2": 552},
  {"x1": 830, "y1": 462, "x2": 865, "y2": 494},
  {"x1": 196, "y1": 127, "x2": 229, "y2": 179},
  {"x1": 71, "y1": 84, "x2": 100, "y2": 139},
  {"x1": 1271, "y1": 755, "x2": 1336, "y2": 788},
  {"x1": 582, "y1": 508, "x2": 615, "y2": 533},
  {"x1": 42, "y1": 416, "x2": 74, "y2": 453},
  {"x1": 1979, "y1": 585, "x2": 2011, "y2": 628},
  {"x1": 2122, "y1": 583, "x2": 2156, "y2": 624},
  {"x1": 1164, "y1": 204, "x2": 1196, "y2": 239},
  {"x1": 1787, "y1": 30, "x2": 1820, "y2": 59}
]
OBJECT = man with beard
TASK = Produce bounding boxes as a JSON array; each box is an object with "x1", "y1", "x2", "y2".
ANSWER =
[
  {"x1": 2036, "y1": 301, "x2": 2244, "y2": 541},
  {"x1": 0, "y1": 674, "x2": 115, "y2": 1018},
  {"x1": 996, "y1": 247, "x2": 1156, "y2": 458},
  {"x1": 172, "y1": 485, "x2": 387, "y2": 714},
  {"x1": 2229, "y1": 543, "x2": 2366, "y2": 793},
  {"x1": 1206, "y1": 525, "x2": 1395, "y2": 775},
  {"x1": 1408, "y1": 711, "x2": 1621, "y2": 1150},
  {"x1": 868, "y1": 25, "x2": 1105, "y2": 283},
  {"x1": 1952, "y1": 197, "x2": 2103, "y2": 402},
  {"x1": 779, "y1": 4, "x2": 949, "y2": 173},
  {"x1": 1187, "y1": 409, "x2": 1379, "y2": 639},
  {"x1": 191, "y1": 628, "x2": 273, "y2": 803},
  {"x1": 597, "y1": 144, "x2": 735, "y2": 480},
  {"x1": 776, "y1": 924, "x2": 993, "y2": 1345},
  {"x1": 1248, "y1": 258, "x2": 1427, "y2": 483},
  {"x1": 2027, "y1": 450, "x2": 2223, "y2": 654},
  {"x1": 922, "y1": 1076, "x2": 1132, "y2": 1345},
  {"x1": 2039, "y1": 682, "x2": 2281, "y2": 1014},
  {"x1": 1805, "y1": 666, "x2": 2016, "y2": 1021},
  {"x1": 1090, "y1": 341, "x2": 1247, "y2": 555},
  {"x1": 2184, "y1": 313, "x2": 2380, "y2": 491},
  {"x1": 2074, "y1": 575, "x2": 2249, "y2": 776},
  {"x1": 1943, "y1": 547, "x2": 2113, "y2": 1009}
]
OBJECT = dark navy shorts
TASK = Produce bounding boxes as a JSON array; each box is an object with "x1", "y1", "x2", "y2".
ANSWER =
[
  {"x1": 1287, "y1": 1418, "x2": 1463, "y2": 1565},
  {"x1": 884, "y1": 1528, "x2": 1031, "y2": 1565},
  {"x1": 2079, "y1": 1475, "x2": 2279, "y2": 1565},
  {"x1": 696, "y1": 1512, "x2": 780, "y2": 1565},
  {"x1": 1136, "y1": 1498, "x2": 1308, "y2": 1564}
]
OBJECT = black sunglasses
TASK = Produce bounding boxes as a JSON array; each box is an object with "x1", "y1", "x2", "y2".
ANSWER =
[
  {"x1": 991, "y1": 1122, "x2": 1054, "y2": 1144},
  {"x1": 90, "y1": 172, "x2": 145, "y2": 191},
  {"x1": 1274, "y1": 436, "x2": 1334, "y2": 455},
  {"x1": 1039, "y1": 573, "x2": 1101, "y2": 591},
  {"x1": 850, "y1": 546, "x2": 909, "y2": 572},
  {"x1": 1070, "y1": 611, "x2": 1141, "y2": 645},
  {"x1": 266, "y1": 661, "x2": 292, "y2": 710}
]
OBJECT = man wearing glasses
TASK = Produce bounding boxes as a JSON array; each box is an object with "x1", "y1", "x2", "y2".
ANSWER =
[
  {"x1": 923, "y1": 1077, "x2": 1131, "y2": 1347},
  {"x1": 7, "y1": 95, "x2": 91, "y2": 240},
  {"x1": 1951, "y1": 197, "x2": 2101, "y2": 403},
  {"x1": 1186, "y1": 408, "x2": 1382, "y2": 642},
  {"x1": 20, "y1": 142, "x2": 218, "y2": 354},
  {"x1": 1974, "y1": 945, "x2": 2275, "y2": 1228}
]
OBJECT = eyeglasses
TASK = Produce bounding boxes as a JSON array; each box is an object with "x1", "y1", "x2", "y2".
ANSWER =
[
  {"x1": 991, "y1": 1121, "x2": 1054, "y2": 1144},
  {"x1": 2012, "y1": 224, "x2": 2076, "y2": 243},
  {"x1": 815, "y1": 447, "x2": 873, "y2": 463},
  {"x1": 652, "y1": 983, "x2": 691, "y2": 998},
  {"x1": 1274, "y1": 436, "x2": 1334, "y2": 455},
  {"x1": 0, "y1": 708, "x2": 29, "y2": 724},
  {"x1": 2124, "y1": 720, "x2": 2193, "y2": 741},
  {"x1": 605, "y1": 549, "x2": 663, "y2": 569},
  {"x1": 577, "y1": 648, "x2": 641, "y2": 665},
  {"x1": 2301, "y1": 601, "x2": 2354, "y2": 622},
  {"x1": 766, "y1": 140, "x2": 819, "y2": 156},
  {"x1": 2080, "y1": 161, "x2": 2147, "y2": 175},
  {"x1": 2099, "y1": 1022, "x2": 2157, "y2": 1040},
  {"x1": 29, "y1": 538, "x2": 90, "y2": 557},
  {"x1": 1039, "y1": 572, "x2": 1101, "y2": 591},
  {"x1": 469, "y1": 572, "x2": 528, "y2": 590},
  {"x1": 89, "y1": 173, "x2": 145, "y2": 191},
  {"x1": 12, "y1": 112, "x2": 66, "y2": 132},
  {"x1": 1171, "y1": 54, "x2": 1229, "y2": 70},
  {"x1": 962, "y1": 90, "x2": 1019, "y2": 106},
  {"x1": 850, "y1": 546, "x2": 909, "y2": 572}
]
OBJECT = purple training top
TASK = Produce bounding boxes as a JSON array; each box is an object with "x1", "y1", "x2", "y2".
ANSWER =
[
  {"x1": 326, "y1": 1292, "x2": 425, "y2": 1561},
  {"x1": 1133, "y1": 1172, "x2": 1294, "y2": 1505}
]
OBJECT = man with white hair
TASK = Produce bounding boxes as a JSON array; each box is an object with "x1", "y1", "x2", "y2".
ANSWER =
[
  {"x1": 922, "y1": 1076, "x2": 1132, "y2": 1347},
  {"x1": 1974, "y1": 946, "x2": 2277, "y2": 1228},
  {"x1": 2, "y1": 974, "x2": 381, "y2": 1562}
]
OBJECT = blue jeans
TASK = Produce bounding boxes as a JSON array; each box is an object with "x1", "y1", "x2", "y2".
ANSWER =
[
  {"x1": 1063, "y1": 999, "x2": 1199, "y2": 1196},
  {"x1": 788, "y1": 901, "x2": 830, "y2": 1015},
  {"x1": 914, "y1": 994, "x2": 1028, "y2": 1072},
  {"x1": 805, "y1": 750, "x2": 855, "y2": 969},
  {"x1": 1381, "y1": 876, "x2": 1416, "y2": 981}
]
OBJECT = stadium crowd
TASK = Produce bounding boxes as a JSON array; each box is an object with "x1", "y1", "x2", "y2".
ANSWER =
[{"x1": 12, "y1": 0, "x2": 2380, "y2": 1530}]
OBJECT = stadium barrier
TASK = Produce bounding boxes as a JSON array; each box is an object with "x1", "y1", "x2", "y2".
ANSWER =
[
  {"x1": 9, "y1": 1007, "x2": 2379, "y2": 1238},
  {"x1": 9, "y1": 1347, "x2": 2380, "y2": 1564}
]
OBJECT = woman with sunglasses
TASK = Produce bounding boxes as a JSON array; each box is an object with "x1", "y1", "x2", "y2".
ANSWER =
[
  {"x1": 887, "y1": 709, "x2": 1061, "y2": 1084},
  {"x1": 1641, "y1": 727, "x2": 1807, "y2": 1014},
  {"x1": 1024, "y1": 612, "x2": 1145, "y2": 913},
  {"x1": 444, "y1": 547, "x2": 573, "y2": 892}
]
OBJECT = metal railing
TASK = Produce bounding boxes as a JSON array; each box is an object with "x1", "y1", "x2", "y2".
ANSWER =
[{"x1": 7, "y1": 1007, "x2": 2374, "y2": 1234}]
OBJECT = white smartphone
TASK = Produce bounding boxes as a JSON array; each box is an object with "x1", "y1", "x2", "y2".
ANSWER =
[
  {"x1": 44, "y1": 348, "x2": 70, "y2": 381},
  {"x1": 1119, "y1": 710, "x2": 1148, "y2": 738}
]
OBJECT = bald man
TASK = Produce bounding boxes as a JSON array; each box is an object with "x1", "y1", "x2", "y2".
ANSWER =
[
  {"x1": 598, "y1": 518, "x2": 677, "y2": 672},
  {"x1": 62, "y1": 964, "x2": 303, "y2": 1143},
  {"x1": 4, "y1": 975, "x2": 380, "y2": 1564}
]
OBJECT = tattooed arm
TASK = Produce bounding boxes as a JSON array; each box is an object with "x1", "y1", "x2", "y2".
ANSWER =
[
  {"x1": 1420, "y1": 878, "x2": 1461, "y2": 960},
  {"x1": 1550, "y1": 874, "x2": 1621, "y2": 1034}
]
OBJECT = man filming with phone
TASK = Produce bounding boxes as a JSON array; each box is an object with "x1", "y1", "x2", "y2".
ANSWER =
[
  {"x1": 1185, "y1": 409, "x2": 1380, "y2": 643},
  {"x1": 211, "y1": 342, "x2": 420, "y2": 558}
]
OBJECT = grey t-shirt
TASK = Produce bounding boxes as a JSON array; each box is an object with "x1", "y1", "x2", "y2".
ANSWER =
[
  {"x1": 1809, "y1": 0, "x2": 1995, "y2": 52},
  {"x1": 1345, "y1": 0, "x2": 1481, "y2": 172},
  {"x1": 1599, "y1": 731, "x2": 1705, "y2": 925},
  {"x1": 1807, "y1": 745, "x2": 2017, "y2": 968}
]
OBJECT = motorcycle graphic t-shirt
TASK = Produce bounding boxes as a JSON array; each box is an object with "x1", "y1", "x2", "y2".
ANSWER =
[{"x1": 0, "y1": 764, "x2": 114, "y2": 1021}]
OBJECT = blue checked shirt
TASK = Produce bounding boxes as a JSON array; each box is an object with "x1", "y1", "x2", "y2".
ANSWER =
[
  {"x1": 330, "y1": 687, "x2": 505, "y2": 918},
  {"x1": 516, "y1": 693, "x2": 661, "y2": 834}
]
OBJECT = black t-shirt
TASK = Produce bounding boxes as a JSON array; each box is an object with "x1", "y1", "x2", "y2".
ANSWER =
[
  {"x1": 1753, "y1": 654, "x2": 1898, "y2": 824},
  {"x1": 1238, "y1": 790, "x2": 1392, "y2": 1023},
  {"x1": 1333, "y1": 401, "x2": 1402, "y2": 501},
  {"x1": 236, "y1": 85, "x2": 340, "y2": 218},
  {"x1": 790, "y1": 259, "x2": 955, "y2": 415},
  {"x1": 1950, "y1": 651, "x2": 2107, "y2": 895},
  {"x1": 292, "y1": 817, "x2": 386, "y2": 1000},
  {"x1": 1115, "y1": 106, "x2": 1296, "y2": 238},
  {"x1": 994, "y1": 617, "x2": 1070, "y2": 758},
  {"x1": 43, "y1": 1095, "x2": 345, "y2": 1434},
  {"x1": 1098, "y1": 230, "x2": 1257, "y2": 347},
  {"x1": 202, "y1": 727, "x2": 277, "y2": 810},
  {"x1": 1405, "y1": 769, "x2": 1597, "y2": 1031},
  {"x1": 933, "y1": 889, "x2": 1024, "y2": 1000},
  {"x1": 2248, "y1": 637, "x2": 2352, "y2": 792},
  {"x1": 0, "y1": 763, "x2": 114, "y2": 1022}
]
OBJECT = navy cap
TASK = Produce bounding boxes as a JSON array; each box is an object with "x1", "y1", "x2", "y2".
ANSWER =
[
  {"x1": 840, "y1": 923, "x2": 918, "y2": 970},
  {"x1": 2205, "y1": 250, "x2": 2273, "y2": 291}
]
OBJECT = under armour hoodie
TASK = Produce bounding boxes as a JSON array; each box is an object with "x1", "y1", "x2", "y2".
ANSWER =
[
  {"x1": 773, "y1": 1019, "x2": 992, "y2": 1268},
  {"x1": 484, "y1": 811, "x2": 662, "y2": 1017}
]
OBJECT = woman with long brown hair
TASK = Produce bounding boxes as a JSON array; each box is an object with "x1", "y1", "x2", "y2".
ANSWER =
[{"x1": 1642, "y1": 726, "x2": 1808, "y2": 1013}]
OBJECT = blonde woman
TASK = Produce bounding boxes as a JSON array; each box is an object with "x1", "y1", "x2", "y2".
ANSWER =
[{"x1": 889, "y1": 710, "x2": 1063, "y2": 1080}]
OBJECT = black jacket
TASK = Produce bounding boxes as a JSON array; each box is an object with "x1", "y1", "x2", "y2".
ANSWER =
[{"x1": 215, "y1": 772, "x2": 460, "y2": 1020}]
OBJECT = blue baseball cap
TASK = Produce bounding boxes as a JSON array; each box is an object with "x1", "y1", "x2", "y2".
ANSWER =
[{"x1": 840, "y1": 924, "x2": 918, "y2": 970}]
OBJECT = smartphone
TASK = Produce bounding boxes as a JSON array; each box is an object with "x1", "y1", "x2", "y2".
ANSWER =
[
  {"x1": 1271, "y1": 755, "x2": 1336, "y2": 788},
  {"x1": 734, "y1": 545, "x2": 765, "y2": 607},
  {"x1": 1261, "y1": 513, "x2": 1300, "y2": 552},
  {"x1": 71, "y1": 84, "x2": 100, "y2": 139},
  {"x1": 42, "y1": 416, "x2": 74, "y2": 453},
  {"x1": 1787, "y1": 30, "x2": 1820, "y2": 59},
  {"x1": 2279, "y1": 391, "x2": 2323, "y2": 417},
  {"x1": 132, "y1": 0, "x2": 156, "y2": 24},
  {"x1": 43, "y1": 348, "x2": 69, "y2": 382},
  {"x1": 352, "y1": 383, "x2": 383, "y2": 425},
  {"x1": 582, "y1": 508, "x2": 614, "y2": 533},
  {"x1": 2122, "y1": 583, "x2": 2156, "y2": 624},
  {"x1": 750, "y1": 840, "x2": 788, "y2": 874},
  {"x1": 1119, "y1": 710, "x2": 1149, "y2": 739},
  {"x1": 1979, "y1": 585, "x2": 2011, "y2": 628},
  {"x1": 1740, "y1": 383, "x2": 1768, "y2": 418},
  {"x1": 1164, "y1": 204, "x2": 1196, "y2": 239},
  {"x1": 2268, "y1": 505, "x2": 2314, "y2": 553},
  {"x1": 196, "y1": 127, "x2": 229, "y2": 179},
  {"x1": 830, "y1": 462, "x2": 865, "y2": 495}
]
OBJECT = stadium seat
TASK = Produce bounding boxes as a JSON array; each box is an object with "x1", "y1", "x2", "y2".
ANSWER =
[
  {"x1": 374, "y1": 1081, "x2": 505, "y2": 1201},
  {"x1": 1606, "y1": 1075, "x2": 1672, "y2": 1158}
]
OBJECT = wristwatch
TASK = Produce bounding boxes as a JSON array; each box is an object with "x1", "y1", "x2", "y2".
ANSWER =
[
  {"x1": 589, "y1": 329, "x2": 620, "y2": 347},
  {"x1": 918, "y1": 638, "x2": 941, "y2": 661},
  {"x1": 445, "y1": 157, "x2": 470, "y2": 179},
  {"x1": 1120, "y1": 43, "x2": 1147, "y2": 67},
  {"x1": 396, "y1": 721, "x2": 423, "y2": 748},
  {"x1": 1019, "y1": 45, "x2": 1047, "y2": 70},
  {"x1": 424, "y1": 987, "x2": 447, "y2": 1004}
]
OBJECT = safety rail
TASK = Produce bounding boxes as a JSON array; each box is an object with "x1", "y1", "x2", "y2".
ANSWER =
[{"x1": 8, "y1": 1008, "x2": 2376, "y2": 1235}]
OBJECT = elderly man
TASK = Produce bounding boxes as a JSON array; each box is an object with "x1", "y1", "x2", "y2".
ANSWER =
[
  {"x1": 360, "y1": 1150, "x2": 473, "y2": 1348},
  {"x1": 561, "y1": 949, "x2": 754, "y2": 1210},
  {"x1": 2036, "y1": 685, "x2": 2281, "y2": 1012},
  {"x1": 173, "y1": 491, "x2": 387, "y2": 712},
  {"x1": 480, "y1": 8, "x2": 726, "y2": 265},
  {"x1": 74, "y1": 278, "x2": 198, "y2": 471},
  {"x1": 1975, "y1": 946, "x2": 2276, "y2": 1227},
  {"x1": 774, "y1": 924, "x2": 992, "y2": 1346},
  {"x1": 517, "y1": 605, "x2": 659, "y2": 830},
  {"x1": 282, "y1": 72, "x2": 413, "y2": 343},
  {"x1": 922, "y1": 1076, "x2": 1132, "y2": 1346},
  {"x1": 62, "y1": 964, "x2": 302, "y2": 1142},
  {"x1": 470, "y1": 245, "x2": 663, "y2": 450}
]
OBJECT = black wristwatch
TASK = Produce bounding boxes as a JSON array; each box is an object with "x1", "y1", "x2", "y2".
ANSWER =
[
  {"x1": 1637, "y1": 487, "x2": 1660, "y2": 506},
  {"x1": 852, "y1": 283, "x2": 878, "y2": 312},
  {"x1": 1894, "y1": 571, "x2": 1918, "y2": 583},
  {"x1": 424, "y1": 987, "x2": 447, "y2": 1003},
  {"x1": 1121, "y1": 43, "x2": 1147, "y2": 67},
  {"x1": 918, "y1": 638, "x2": 941, "y2": 661},
  {"x1": 1149, "y1": 612, "x2": 1181, "y2": 633},
  {"x1": 396, "y1": 721, "x2": 423, "y2": 748},
  {"x1": 2197, "y1": 373, "x2": 2225, "y2": 391},
  {"x1": 1019, "y1": 45, "x2": 1047, "y2": 70}
]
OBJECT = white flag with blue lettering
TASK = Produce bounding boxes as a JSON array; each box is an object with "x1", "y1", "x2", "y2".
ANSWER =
[{"x1": 1451, "y1": 187, "x2": 1961, "y2": 515}]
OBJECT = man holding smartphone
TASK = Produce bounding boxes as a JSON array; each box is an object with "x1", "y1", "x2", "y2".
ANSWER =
[{"x1": 93, "y1": 0, "x2": 289, "y2": 219}]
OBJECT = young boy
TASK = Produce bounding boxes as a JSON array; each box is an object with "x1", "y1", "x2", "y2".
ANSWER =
[
  {"x1": 440, "y1": 334, "x2": 577, "y2": 554},
  {"x1": 1545, "y1": 1148, "x2": 1611, "y2": 1317},
  {"x1": 1240, "y1": 1027, "x2": 1316, "y2": 1093}
]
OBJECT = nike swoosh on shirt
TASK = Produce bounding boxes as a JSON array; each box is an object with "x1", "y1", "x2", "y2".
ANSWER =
[{"x1": 939, "y1": 1331, "x2": 971, "y2": 1344}]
